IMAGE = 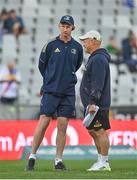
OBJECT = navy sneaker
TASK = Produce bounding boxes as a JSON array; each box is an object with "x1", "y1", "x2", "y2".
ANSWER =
[
  {"x1": 55, "y1": 161, "x2": 66, "y2": 170},
  {"x1": 26, "y1": 158, "x2": 35, "y2": 171}
]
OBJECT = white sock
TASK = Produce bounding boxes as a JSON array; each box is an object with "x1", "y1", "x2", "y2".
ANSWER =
[
  {"x1": 97, "y1": 154, "x2": 101, "y2": 162},
  {"x1": 55, "y1": 158, "x2": 62, "y2": 165},
  {"x1": 29, "y1": 153, "x2": 36, "y2": 160},
  {"x1": 100, "y1": 155, "x2": 108, "y2": 163}
]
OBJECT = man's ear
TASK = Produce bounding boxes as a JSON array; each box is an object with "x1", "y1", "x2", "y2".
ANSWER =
[{"x1": 72, "y1": 26, "x2": 75, "y2": 31}]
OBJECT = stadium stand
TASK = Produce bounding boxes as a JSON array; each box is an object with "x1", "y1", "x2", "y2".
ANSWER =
[{"x1": 0, "y1": 0, "x2": 137, "y2": 119}]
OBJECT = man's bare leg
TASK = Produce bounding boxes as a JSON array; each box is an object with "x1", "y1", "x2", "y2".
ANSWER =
[
  {"x1": 89, "y1": 130, "x2": 101, "y2": 162},
  {"x1": 94, "y1": 129, "x2": 110, "y2": 156},
  {"x1": 26, "y1": 115, "x2": 51, "y2": 171},
  {"x1": 31, "y1": 115, "x2": 51, "y2": 154},
  {"x1": 89, "y1": 129, "x2": 109, "y2": 156},
  {"x1": 87, "y1": 129, "x2": 111, "y2": 171},
  {"x1": 89, "y1": 130, "x2": 101, "y2": 154},
  {"x1": 55, "y1": 117, "x2": 68, "y2": 169},
  {"x1": 56, "y1": 117, "x2": 68, "y2": 159}
]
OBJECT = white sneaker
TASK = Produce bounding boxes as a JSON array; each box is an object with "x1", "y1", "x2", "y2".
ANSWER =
[{"x1": 87, "y1": 162, "x2": 111, "y2": 171}]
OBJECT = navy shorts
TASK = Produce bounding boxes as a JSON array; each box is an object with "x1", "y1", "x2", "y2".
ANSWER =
[
  {"x1": 86, "y1": 110, "x2": 111, "y2": 131},
  {"x1": 40, "y1": 93, "x2": 75, "y2": 118}
]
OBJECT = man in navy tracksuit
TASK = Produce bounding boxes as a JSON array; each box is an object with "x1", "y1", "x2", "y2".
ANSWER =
[
  {"x1": 79, "y1": 31, "x2": 111, "y2": 171},
  {"x1": 26, "y1": 15, "x2": 83, "y2": 171}
]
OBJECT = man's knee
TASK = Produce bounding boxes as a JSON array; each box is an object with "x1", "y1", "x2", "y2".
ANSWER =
[
  {"x1": 57, "y1": 117, "x2": 68, "y2": 133},
  {"x1": 88, "y1": 129, "x2": 96, "y2": 137},
  {"x1": 91, "y1": 128, "x2": 107, "y2": 138},
  {"x1": 38, "y1": 115, "x2": 51, "y2": 131}
]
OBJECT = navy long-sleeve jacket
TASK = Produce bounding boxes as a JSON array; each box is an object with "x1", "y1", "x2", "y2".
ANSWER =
[
  {"x1": 80, "y1": 48, "x2": 111, "y2": 109},
  {"x1": 38, "y1": 36, "x2": 83, "y2": 95}
]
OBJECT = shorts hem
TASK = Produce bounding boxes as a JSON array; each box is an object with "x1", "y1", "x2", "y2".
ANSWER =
[{"x1": 57, "y1": 114, "x2": 73, "y2": 118}]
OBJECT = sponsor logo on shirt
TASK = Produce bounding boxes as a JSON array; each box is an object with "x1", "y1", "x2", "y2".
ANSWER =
[
  {"x1": 94, "y1": 120, "x2": 102, "y2": 128},
  {"x1": 54, "y1": 48, "x2": 61, "y2": 52}
]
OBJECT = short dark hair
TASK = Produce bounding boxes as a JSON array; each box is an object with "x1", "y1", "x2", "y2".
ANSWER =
[
  {"x1": 10, "y1": 9, "x2": 16, "y2": 14},
  {"x1": 1, "y1": 9, "x2": 7, "y2": 15}
]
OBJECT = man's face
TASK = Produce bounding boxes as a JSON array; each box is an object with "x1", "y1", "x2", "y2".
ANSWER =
[
  {"x1": 1, "y1": 14, "x2": 8, "y2": 21},
  {"x1": 59, "y1": 23, "x2": 73, "y2": 37},
  {"x1": 10, "y1": 12, "x2": 16, "y2": 19},
  {"x1": 8, "y1": 63, "x2": 14, "y2": 71},
  {"x1": 82, "y1": 38, "x2": 94, "y2": 54}
]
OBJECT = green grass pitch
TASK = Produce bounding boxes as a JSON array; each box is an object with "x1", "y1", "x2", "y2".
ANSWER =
[{"x1": 0, "y1": 160, "x2": 137, "y2": 179}]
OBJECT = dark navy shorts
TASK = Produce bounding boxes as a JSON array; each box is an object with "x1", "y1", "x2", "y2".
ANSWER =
[
  {"x1": 86, "y1": 110, "x2": 111, "y2": 131},
  {"x1": 40, "y1": 93, "x2": 75, "y2": 118}
]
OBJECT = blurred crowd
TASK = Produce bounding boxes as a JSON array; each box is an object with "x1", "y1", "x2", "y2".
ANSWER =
[
  {"x1": 0, "y1": 9, "x2": 27, "y2": 38},
  {"x1": 106, "y1": 30, "x2": 137, "y2": 73}
]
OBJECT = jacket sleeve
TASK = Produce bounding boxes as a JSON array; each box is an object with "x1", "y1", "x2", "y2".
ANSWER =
[
  {"x1": 38, "y1": 43, "x2": 51, "y2": 77},
  {"x1": 75, "y1": 45, "x2": 83, "y2": 71},
  {"x1": 89, "y1": 57, "x2": 106, "y2": 105}
]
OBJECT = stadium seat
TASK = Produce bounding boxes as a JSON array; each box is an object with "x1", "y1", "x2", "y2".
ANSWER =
[
  {"x1": 38, "y1": 6, "x2": 53, "y2": 17},
  {"x1": 116, "y1": 15, "x2": 132, "y2": 28},
  {"x1": 2, "y1": 35, "x2": 17, "y2": 60},
  {"x1": 23, "y1": 0, "x2": 38, "y2": 8},
  {"x1": 102, "y1": 16, "x2": 116, "y2": 28}
]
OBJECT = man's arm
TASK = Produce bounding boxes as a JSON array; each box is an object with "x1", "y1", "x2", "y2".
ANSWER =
[
  {"x1": 89, "y1": 57, "x2": 106, "y2": 106},
  {"x1": 14, "y1": 71, "x2": 21, "y2": 84},
  {"x1": 38, "y1": 43, "x2": 51, "y2": 76}
]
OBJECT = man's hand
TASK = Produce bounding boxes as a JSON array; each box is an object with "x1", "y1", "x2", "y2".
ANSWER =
[
  {"x1": 88, "y1": 104, "x2": 96, "y2": 114},
  {"x1": 3, "y1": 74, "x2": 17, "y2": 81}
]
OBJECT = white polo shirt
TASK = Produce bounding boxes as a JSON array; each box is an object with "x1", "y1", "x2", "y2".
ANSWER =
[{"x1": 0, "y1": 66, "x2": 21, "y2": 98}]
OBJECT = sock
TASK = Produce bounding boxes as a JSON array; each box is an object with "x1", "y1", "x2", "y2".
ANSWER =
[
  {"x1": 100, "y1": 155, "x2": 108, "y2": 163},
  {"x1": 29, "y1": 153, "x2": 36, "y2": 160},
  {"x1": 55, "y1": 158, "x2": 62, "y2": 165},
  {"x1": 97, "y1": 154, "x2": 101, "y2": 162}
]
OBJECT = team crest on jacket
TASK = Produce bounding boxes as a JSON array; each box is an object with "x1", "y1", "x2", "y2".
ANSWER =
[{"x1": 71, "y1": 49, "x2": 76, "y2": 54}]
